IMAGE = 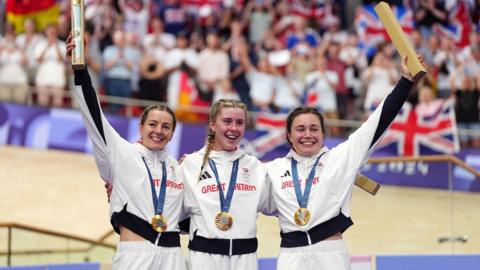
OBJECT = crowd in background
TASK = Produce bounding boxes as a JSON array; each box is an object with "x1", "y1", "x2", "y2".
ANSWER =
[{"x1": 0, "y1": 0, "x2": 479, "y2": 147}]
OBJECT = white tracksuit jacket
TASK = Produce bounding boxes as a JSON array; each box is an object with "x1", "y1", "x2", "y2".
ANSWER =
[
  {"x1": 266, "y1": 76, "x2": 414, "y2": 270},
  {"x1": 179, "y1": 146, "x2": 274, "y2": 270},
  {"x1": 73, "y1": 69, "x2": 184, "y2": 243}
]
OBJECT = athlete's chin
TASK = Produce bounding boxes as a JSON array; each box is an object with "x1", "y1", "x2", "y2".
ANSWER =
[
  {"x1": 144, "y1": 142, "x2": 166, "y2": 151},
  {"x1": 297, "y1": 147, "x2": 320, "y2": 157},
  {"x1": 223, "y1": 142, "x2": 238, "y2": 152}
]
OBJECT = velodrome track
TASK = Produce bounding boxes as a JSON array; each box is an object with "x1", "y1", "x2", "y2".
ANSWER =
[{"x1": 1, "y1": 145, "x2": 479, "y2": 265}]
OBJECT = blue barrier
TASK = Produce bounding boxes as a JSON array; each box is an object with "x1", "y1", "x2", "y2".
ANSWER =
[
  {"x1": 376, "y1": 254, "x2": 480, "y2": 270},
  {"x1": 258, "y1": 257, "x2": 277, "y2": 270}
]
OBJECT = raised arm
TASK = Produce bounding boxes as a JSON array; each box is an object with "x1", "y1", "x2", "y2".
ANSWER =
[
  {"x1": 369, "y1": 55, "x2": 424, "y2": 148},
  {"x1": 333, "y1": 54, "x2": 425, "y2": 171},
  {"x1": 67, "y1": 34, "x2": 115, "y2": 183}
]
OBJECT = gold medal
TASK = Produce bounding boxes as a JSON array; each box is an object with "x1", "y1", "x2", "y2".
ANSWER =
[
  {"x1": 294, "y1": 208, "x2": 311, "y2": 226},
  {"x1": 151, "y1": 214, "x2": 168, "y2": 232},
  {"x1": 215, "y1": 212, "x2": 233, "y2": 231}
]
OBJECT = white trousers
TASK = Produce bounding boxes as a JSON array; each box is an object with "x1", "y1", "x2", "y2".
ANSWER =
[
  {"x1": 277, "y1": 239, "x2": 351, "y2": 270},
  {"x1": 189, "y1": 250, "x2": 257, "y2": 270},
  {"x1": 112, "y1": 241, "x2": 186, "y2": 270}
]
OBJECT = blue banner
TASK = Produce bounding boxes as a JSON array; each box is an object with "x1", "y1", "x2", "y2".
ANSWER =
[{"x1": 1, "y1": 102, "x2": 479, "y2": 192}]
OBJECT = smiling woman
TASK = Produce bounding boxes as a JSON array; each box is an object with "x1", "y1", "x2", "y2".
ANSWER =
[
  {"x1": 138, "y1": 105, "x2": 176, "y2": 151},
  {"x1": 67, "y1": 35, "x2": 186, "y2": 270},
  {"x1": 179, "y1": 99, "x2": 274, "y2": 270},
  {"x1": 265, "y1": 53, "x2": 426, "y2": 270}
]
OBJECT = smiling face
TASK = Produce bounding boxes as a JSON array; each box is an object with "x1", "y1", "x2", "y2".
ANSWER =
[
  {"x1": 287, "y1": 112, "x2": 324, "y2": 157},
  {"x1": 139, "y1": 109, "x2": 175, "y2": 151},
  {"x1": 209, "y1": 107, "x2": 246, "y2": 152}
]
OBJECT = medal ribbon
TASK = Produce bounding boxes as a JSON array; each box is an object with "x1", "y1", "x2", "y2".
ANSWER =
[
  {"x1": 142, "y1": 157, "x2": 167, "y2": 216},
  {"x1": 291, "y1": 152, "x2": 326, "y2": 208},
  {"x1": 208, "y1": 158, "x2": 239, "y2": 213}
]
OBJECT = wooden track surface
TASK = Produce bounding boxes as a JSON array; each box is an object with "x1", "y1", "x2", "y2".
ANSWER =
[{"x1": 1, "y1": 145, "x2": 479, "y2": 260}]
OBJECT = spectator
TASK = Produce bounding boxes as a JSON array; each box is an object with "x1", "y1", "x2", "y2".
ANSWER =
[
  {"x1": 143, "y1": 17, "x2": 176, "y2": 52},
  {"x1": 34, "y1": 24, "x2": 67, "y2": 107},
  {"x1": 290, "y1": 42, "x2": 314, "y2": 84},
  {"x1": 196, "y1": 5, "x2": 219, "y2": 37},
  {"x1": 457, "y1": 31, "x2": 480, "y2": 68},
  {"x1": 304, "y1": 54, "x2": 340, "y2": 136},
  {"x1": 223, "y1": 18, "x2": 252, "y2": 109},
  {"x1": 325, "y1": 41, "x2": 349, "y2": 119},
  {"x1": 197, "y1": 30, "x2": 229, "y2": 102},
  {"x1": 86, "y1": 0, "x2": 117, "y2": 52},
  {"x1": 158, "y1": 0, "x2": 188, "y2": 36},
  {"x1": 255, "y1": 28, "x2": 283, "y2": 54},
  {"x1": 15, "y1": 18, "x2": 42, "y2": 86},
  {"x1": 0, "y1": 24, "x2": 28, "y2": 103},
  {"x1": 102, "y1": 29, "x2": 137, "y2": 113},
  {"x1": 57, "y1": 14, "x2": 70, "y2": 41},
  {"x1": 433, "y1": 37, "x2": 458, "y2": 98},
  {"x1": 269, "y1": 50, "x2": 303, "y2": 113},
  {"x1": 422, "y1": 34, "x2": 441, "y2": 67},
  {"x1": 138, "y1": 45, "x2": 167, "y2": 103},
  {"x1": 272, "y1": 0, "x2": 295, "y2": 41},
  {"x1": 119, "y1": 0, "x2": 150, "y2": 38},
  {"x1": 322, "y1": 16, "x2": 348, "y2": 45},
  {"x1": 361, "y1": 43, "x2": 398, "y2": 115},
  {"x1": 450, "y1": 65, "x2": 480, "y2": 148},
  {"x1": 245, "y1": 0, "x2": 274, "y2": 45},
  {"x1": 285, "y1": 16, "x2": 319, "y2": 49},
  {"x1": 164, "y1": 32, "x2": 209, "y2": 122},
  {"x1": 339, "y1": 31, "x2": 368, "y2": 111},
  {"x1": 238, "y1": 40, "x2": 275, "y2": 112},
  {"x1": 414, "y1": 0, "x2": 447, "y2": 38},
  {"x1": 125, "y1": 31, "x2": 142, "y2": 95},
  {"x1": 416, "y1": 85, "x2": 445, "y2": 116}
]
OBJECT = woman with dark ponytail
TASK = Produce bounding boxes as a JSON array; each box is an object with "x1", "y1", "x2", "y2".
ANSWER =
[
  {"x1": 265, "y1": 54, "x2": 426, "y2": 270},
  {"x1": 179, "y1": 99, "x2": 274, "y2": 270}
]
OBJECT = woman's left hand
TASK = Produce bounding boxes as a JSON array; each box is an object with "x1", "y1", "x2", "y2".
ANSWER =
[{"x1": 400, "y1": 54, "x2": 426, "y2": 83}]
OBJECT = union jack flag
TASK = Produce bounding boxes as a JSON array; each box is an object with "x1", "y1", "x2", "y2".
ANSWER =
[
  {"x1": 289, "y1": 0, "x2": 328, "y2": 20},
  {"x1": 433, "y1": 1, "x2": 472, "y2": 48},
  {"x1": 242, "y1": 113, "x2": 288, "y2": 158},
  {"x1": 354, "y1": 4, "x2": 413, "y2": 56},
  {"x1": 375, "y1": 99, "x2": 460, "y2": 156}
]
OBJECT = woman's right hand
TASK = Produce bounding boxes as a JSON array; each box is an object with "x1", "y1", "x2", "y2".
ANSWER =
[{"x1": 66, "y1": 32, "x2": 89, "y2": 60}]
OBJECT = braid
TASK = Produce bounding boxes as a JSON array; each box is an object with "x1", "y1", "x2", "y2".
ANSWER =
[
  {"x1": 197, "y1": 98, "x2": 247, "y2": 182},
  {"x1": 198, "y1": 131, "x2": 215, "y2": 181}
]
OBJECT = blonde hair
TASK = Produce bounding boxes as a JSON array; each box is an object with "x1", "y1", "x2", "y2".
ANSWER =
[{"x1": 197, "y1": 99, "x2": 248, "y2": 181}]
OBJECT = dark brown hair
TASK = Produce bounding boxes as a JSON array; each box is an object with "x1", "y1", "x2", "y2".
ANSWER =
[{"x1": 285, "y1": 106, "x2": 325, "y2": 145}]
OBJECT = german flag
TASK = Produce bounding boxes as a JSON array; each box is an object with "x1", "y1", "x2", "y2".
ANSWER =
[{"x1": 6, "y1": 0, "x2": 60, "y2": 33}]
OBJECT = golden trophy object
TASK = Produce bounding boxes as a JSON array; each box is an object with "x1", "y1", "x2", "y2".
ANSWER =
[{"x1": 71, "y1": 0, "x2": 85, "y2": 69}]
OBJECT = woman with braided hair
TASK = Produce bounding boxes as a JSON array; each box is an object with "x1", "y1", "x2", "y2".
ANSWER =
[{"x1": 179, "y1": 99, "x2": 274, "y2": 270}]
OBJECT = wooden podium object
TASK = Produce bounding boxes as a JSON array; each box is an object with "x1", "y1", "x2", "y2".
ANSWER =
[{"x1": 374, "y1": 2, "x2": 426, "y2": 81}]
